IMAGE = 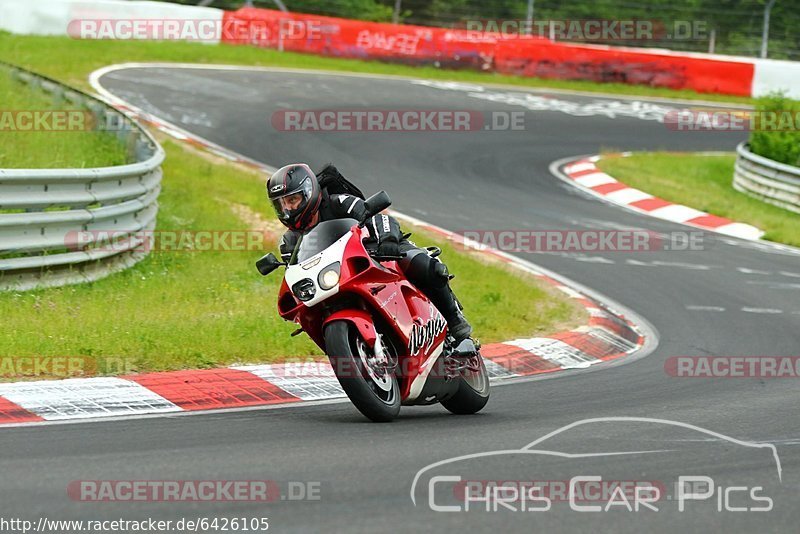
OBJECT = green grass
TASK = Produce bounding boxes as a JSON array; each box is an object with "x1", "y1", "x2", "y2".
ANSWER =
[
  {"x1": 0, "y1": 32, "x2": 753, "y2": 105},
  {"x1": 0, "y1": 138, "x2": 583, "y2": 376},
  {"x1": 0, "y1": 69, "x2": 128, "y2": 168},
  {"x1": 597, "y1": 152, "x2": 800, "y2": 247}
]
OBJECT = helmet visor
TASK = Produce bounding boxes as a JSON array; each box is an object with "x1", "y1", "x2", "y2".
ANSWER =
[{"x1": 270, "y1": 176, "x2": 313, "y2": 224}]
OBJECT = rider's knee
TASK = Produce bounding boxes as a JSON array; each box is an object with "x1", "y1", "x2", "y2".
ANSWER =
[{"x1": 401, "y1": 249, "x2": 449, "y2": 289}]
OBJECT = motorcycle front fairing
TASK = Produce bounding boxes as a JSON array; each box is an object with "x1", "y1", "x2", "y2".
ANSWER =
[{"x1": 275, "y1": 218, "x2": 452, "y2": 402}]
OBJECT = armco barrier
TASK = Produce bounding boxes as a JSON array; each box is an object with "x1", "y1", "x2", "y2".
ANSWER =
[
  {"x1": 0, "y1": 63, "x2": 164, "y2": 291},
  {"x1": 733, "y1": 142, "x2": 800, "y2": 214}
]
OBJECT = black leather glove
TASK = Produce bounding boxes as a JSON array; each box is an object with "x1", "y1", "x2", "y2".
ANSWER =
[{"x1": 376, "y1": 236, "x2": 400, "y2": 257}]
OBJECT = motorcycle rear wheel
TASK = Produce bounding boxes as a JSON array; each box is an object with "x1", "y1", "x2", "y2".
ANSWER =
[
  {"x1": 440, "y1": 355, "x2": 491, "y2": 415},
  {"x1": 324, "y1": 320, "x2": 401, "y2": 422}
]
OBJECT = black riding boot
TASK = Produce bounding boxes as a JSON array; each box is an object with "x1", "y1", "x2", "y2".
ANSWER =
[{"x1": 425, "y1": 284, "x2": 473, "y2": 345}]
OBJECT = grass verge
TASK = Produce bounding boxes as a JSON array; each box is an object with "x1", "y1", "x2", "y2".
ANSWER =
[
  {"x1": 597, "y1": 152, "x2": 800, "y2": 247},
  {"x1": 0, "y1": 136, "x2": 584, "y2": 378},
  {"x1": 0, "y1": 68, "x2": 127, "y2": 169},
  {"x1": 0, "y1": 32, "x2": 753, "y2": 105}
]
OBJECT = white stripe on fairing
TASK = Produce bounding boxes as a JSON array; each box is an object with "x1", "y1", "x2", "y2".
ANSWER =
[
  {"x1": 714, "y1": 222, "x2": 764, "y2": 240},
  {"x1": 604, "y1": 188, "x2": 653, "y2": 205},
  {"x1": 406, "y1": 342, "x2": 445, "y2": 402},
  {"x1": 503, "y1": 338, "x2": 597, "y2": 369},
  {"x1": 647, "y1": 204, "x2": 707, "y2": 223},
  {"x1": 346, "y1": 197, "x2": 358, "y2": 213},
  {"x1": 566, "y1": 162, "x2": 596, "y2": 174},
  {"x1": 233, "y1": 364, "x2": 345, "y2": 401},
  {"x1": 574, "y1": 172, "x2": 617, "y2": 188},
  {"x1": 0, "y1": 378, "x2": 180, "y2": 420}
]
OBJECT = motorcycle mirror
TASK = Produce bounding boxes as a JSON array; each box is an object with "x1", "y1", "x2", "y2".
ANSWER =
[
  {"x1": 256, "y1": 252, "x2": 287, "y2": 276},
  {"x1": 360, "y1": 191, "x2": 392, "y2": 227}
]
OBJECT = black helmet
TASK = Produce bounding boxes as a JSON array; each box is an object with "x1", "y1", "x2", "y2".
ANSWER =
[{"x1": 267, "y1": 163, "x2": 322, "y2": 232}]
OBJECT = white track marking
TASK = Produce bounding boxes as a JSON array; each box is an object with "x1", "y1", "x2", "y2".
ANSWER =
[
  {"x1": 625, "y1": 259, "x2": 714, "y2": 270},
  {"x1": 737, "y1": 267, "x2": 772, "y2": 275},
  {"x1": 233, "y1": 364, "x2": 344, "y2": 401},
  {"x1": 745, "y1": 280, "x2": 800, "y2": 290},
  {"x1": 503, "y1": 338, "x2": 597, "y2": 369},
  {"x1": 573, "y1": 256, "x2": 616, "y2": 264},
  {"x1": 0, "y1": 378, "x2": 180, "y2": 420},
  {"x1": 565, "y1": 162, "x2": 596, "y2": 173},
  {"x1": 604, "y1": 187, "x2": 653, "y2": 205},
  {"x1": 647, "y1": 204, "x2": 707, "y2": 223},
  {"x1": 574, "y1": 172, "x2": 617, "y2": 187},
  {"x1": 714, "y1": 222, "x2": 767, "y2": 241}
]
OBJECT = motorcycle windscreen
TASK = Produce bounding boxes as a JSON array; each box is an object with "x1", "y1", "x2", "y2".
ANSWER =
[{"x1": 290, "y1": 218, "x2": 359, "y2": 265}]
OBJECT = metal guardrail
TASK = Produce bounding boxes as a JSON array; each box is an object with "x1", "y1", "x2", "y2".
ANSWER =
[
  {"x1": 733, "y1": 142, "x2": 800, "y2": 215},
  {"x1": 0, "y1": 63, "x2": 165, "y2": 291}
]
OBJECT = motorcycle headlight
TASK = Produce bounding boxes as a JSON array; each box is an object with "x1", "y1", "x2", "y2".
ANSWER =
[{"x1": 318, "y1": 262, "x2": 341, "y2": 290}]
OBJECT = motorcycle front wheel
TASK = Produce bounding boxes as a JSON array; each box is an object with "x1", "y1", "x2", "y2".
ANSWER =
[{"x1": 324, "y1": 320, "x2": 401, "y2": 422}]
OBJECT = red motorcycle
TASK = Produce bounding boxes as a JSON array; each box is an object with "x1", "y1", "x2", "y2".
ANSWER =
[{"x1": 257, "y1": 191, "x2": 490, "y2": 422}]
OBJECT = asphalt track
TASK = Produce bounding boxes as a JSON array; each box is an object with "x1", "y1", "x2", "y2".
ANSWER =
[{"x1": 2, "y1": 66, "x2": 799, "y2": 532}]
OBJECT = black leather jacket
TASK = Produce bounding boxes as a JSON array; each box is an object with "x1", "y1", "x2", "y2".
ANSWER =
[{"x1": 279, "y1": 191, "x2": 402, "y2": 261}]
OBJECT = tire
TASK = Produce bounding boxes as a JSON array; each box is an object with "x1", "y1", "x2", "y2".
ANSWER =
[
  {"x1": 440, "y1": 355, "x2": 491, "y2": 415},
  {"x1": 324, "y1": 320, "x2": 401, "y2": 422}
]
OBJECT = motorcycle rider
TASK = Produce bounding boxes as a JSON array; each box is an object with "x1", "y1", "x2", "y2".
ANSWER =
[{"x1": 267, "y1": 163, "x2": 474, "y2": 345}]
